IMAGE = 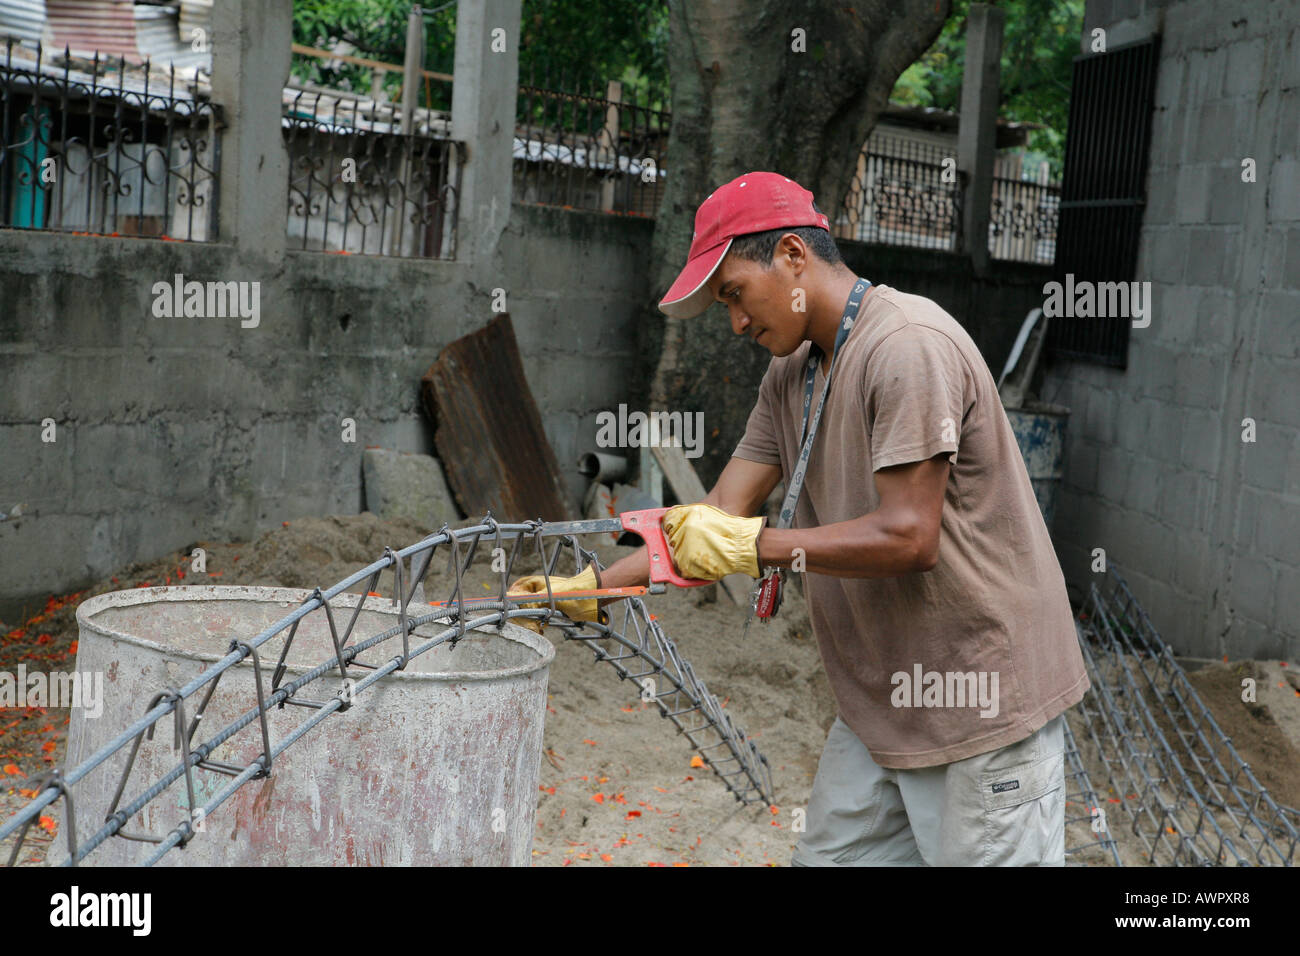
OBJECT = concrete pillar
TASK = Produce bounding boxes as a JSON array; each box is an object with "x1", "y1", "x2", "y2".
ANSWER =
[
  {"x1": 957, "y1": 3, "x2": 1005, "y2": 273},
  {"x1": 210, "y1": 0, "x2": 291, "y2": 264},
  {"x1": 401, "y1": 4, "x2": 424, "y2": 132},
  {"x1": 451, "y1": 0, "x2": 522, "y2": 265}
]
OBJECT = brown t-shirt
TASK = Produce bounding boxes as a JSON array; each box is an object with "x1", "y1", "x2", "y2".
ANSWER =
[{"x1": 733, "y1": 283, "x2": 1089, "y2": 768}]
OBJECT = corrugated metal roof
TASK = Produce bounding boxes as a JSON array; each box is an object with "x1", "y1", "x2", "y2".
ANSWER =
[
  {"x1": 178, "y1": 0, "x2": 209, "y2": 41},
  {"x1": 0, "y1": 0, "x2": 49, "y2": 47},
  {"x1": 135, "y1": 2, "x2": 208, "y2": 68},
  {"x1": 47, "y1": 0, "x2": 137, "y2": 58}
]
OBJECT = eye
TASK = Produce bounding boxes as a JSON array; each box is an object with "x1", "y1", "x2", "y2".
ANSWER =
[{"x1": 725, "y1": 288, "x2": 741, "y2": 300}]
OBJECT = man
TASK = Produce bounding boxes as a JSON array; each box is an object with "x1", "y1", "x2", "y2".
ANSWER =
[{"x1": 515, "y1": 171, "x2": 1089, "y2": 866}]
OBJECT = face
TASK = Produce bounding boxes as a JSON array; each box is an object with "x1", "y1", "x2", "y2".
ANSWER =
[{"x1": 706, "y1": 234, "x2": 811, "y2": 357}]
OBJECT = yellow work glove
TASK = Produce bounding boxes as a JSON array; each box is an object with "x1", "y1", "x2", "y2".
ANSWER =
[
  {"x1": 662, "y1": 503, "x2": 765, "y2": 580},
  {"x1": 509, "y1": 564, "x2": 607, "y2": 633}
]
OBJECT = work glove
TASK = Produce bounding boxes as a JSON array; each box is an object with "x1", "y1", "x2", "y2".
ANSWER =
[
  {"x1": 662, "y1": 503, "x2": 765, "y2": 580},
  {"x1": 509, "y1": 564, "x2": 607, "y2": 633}
]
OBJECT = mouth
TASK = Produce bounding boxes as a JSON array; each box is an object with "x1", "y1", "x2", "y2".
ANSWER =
[{"x1": 754, "y1": 329, "x2": 766, "y2": 343}]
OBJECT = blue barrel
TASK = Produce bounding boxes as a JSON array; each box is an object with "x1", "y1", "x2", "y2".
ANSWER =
[{"x1": 1005, "y1": 404, "x2": 1070, "y2": 528}]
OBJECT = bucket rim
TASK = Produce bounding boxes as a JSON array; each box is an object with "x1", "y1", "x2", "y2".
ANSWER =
[{"x1": 75, "y1": 585, "x2": 556, "y2": 682}]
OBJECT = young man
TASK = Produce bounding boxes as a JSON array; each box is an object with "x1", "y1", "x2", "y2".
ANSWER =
[{"x1": 516, "y1": 171, "x2": 1089, "y2": 866}]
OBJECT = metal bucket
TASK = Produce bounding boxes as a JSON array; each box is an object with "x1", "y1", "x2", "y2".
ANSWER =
[
  {"x1": 63, "y1": 585, "x2": 553, "y2": 866},
  {"x1": 1005, "y1": 403, "x2": 1070, "y2": 528}
]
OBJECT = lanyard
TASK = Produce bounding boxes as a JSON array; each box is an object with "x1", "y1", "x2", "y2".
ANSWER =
[
  {"x1": 776, "y1": 276, "x2": 872, "y2": 530},
  {"x1": 744, "y1": 276, "x2": 871, "y2": 632}
]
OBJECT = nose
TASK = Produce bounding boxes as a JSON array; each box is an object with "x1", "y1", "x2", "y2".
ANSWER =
[{"x1": 729, "y1": 306, "x2": 750, "y2": 336}]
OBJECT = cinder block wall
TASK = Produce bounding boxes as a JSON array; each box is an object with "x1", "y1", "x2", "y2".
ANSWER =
[
  {"x1": 0, "y1": 205, "x2": 653, "y2": 624},
  {"x1": 1044, "y1": 0, "x2": 1300, "y2": 659}
]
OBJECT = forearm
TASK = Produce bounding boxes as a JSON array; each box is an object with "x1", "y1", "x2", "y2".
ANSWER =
[
  {"x1": 756, "y1": 512, "x2": 933, "y2": 578},
  {"x1": 593, "y1": 545, "x2": 650, "y2": 609}
]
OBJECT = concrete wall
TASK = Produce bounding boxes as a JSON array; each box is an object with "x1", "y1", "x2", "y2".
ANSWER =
[
  {"x1": 0, "y1": 203, "x2": 653, "y2": 625},
  {"x1": 1044, "y1": 0, "x2": 1300, "y2": 659}
]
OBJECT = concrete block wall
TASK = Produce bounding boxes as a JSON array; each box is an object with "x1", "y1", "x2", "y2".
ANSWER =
[
  {"x1": 1044, "y1": 0, "x2": 1300, "y2": 659},
  {"x1": 0, "y1": 205, "x2": 653, "y2": 625}
]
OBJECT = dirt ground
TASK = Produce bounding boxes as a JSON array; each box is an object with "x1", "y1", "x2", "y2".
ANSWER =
[{"x1": 3, "y1": 513, "x2": 1298, "y2": 866}]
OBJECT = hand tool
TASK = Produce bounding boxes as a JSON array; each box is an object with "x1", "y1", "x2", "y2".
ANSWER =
[{"x1": 531, "y1": 506, "x2": 713, "y2": 588}]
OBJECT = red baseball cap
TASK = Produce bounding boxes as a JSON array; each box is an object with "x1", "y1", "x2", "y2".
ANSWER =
[{"x1": 658, "y1": 172, "x2": 830, "y2": 319}]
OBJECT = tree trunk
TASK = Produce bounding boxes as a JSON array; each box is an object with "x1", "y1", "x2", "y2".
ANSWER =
[{"x1": 637, "y1": 0, "x2": 951, "y2": 490}]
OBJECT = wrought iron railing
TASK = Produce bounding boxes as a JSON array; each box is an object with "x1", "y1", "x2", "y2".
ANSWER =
[
  {"x1": 0, "y1": 39, "x2": 220, "y2": 240},
  {"x1": 514, "y1": 67, "x2": 668, "y2": 215},
  {"x1": 282, "y1": 84, "x2": 463, "y2": 258},
  {"x1": 835, "y1": 134, "x2": 963, "y2": 252},
  {"x1": 990, "y1": 175, "x2": 1059, "y2": 265}
]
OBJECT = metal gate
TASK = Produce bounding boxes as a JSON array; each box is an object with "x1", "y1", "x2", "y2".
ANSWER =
[{"x1": 1049, "y1": 36, "x2": 1161, "y2": 367}]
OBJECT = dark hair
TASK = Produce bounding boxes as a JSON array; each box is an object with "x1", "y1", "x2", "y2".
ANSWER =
[{"x1": 727, "y1": 200, "x2": 845, "y2": 268}]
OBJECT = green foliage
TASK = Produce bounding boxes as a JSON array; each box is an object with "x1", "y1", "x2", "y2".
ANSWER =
[
  {"x1": 891, "y1": 0, "x2": 1085, "y2": 177},
  {"x1": 290, "y1": 0, "x2": 669, "y2": 114},
  {"x1": 518, "y1": 0, "x2": 669, "y2": 106},
  {"x1": 292, "y1": 0, "x2": 456, "y2": 110}
]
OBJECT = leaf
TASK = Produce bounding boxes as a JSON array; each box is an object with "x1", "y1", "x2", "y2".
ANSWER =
[
  {"x1": 3, "y1": 763, "x2": 25, "y2": 777},
  {"x1": 689, "y1": 755, "x2": 704, "y2": 768}
]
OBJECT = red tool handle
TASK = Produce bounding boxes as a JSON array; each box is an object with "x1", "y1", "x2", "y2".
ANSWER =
[{"x1": 617, "y1": 507, "x2": 713, "y2": 589}]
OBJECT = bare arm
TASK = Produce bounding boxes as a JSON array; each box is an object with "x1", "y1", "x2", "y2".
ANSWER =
[
  {"x1": 596, "y1": 457, "x2": 782, "y2": 591},
  {"x1": 756, "y1": 454, "x2": 950, "y2": 578}
]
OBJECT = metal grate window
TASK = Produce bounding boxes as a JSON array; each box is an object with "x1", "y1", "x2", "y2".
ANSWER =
[{"x1": 1049, "y1": 36, "x2": 1161, "y2": 368}]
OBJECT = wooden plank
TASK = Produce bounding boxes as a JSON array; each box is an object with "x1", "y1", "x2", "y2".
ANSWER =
[
  {"x1": 421, "y1": 313, "x2": 574, "y2": 522},
  {"x1": 650, "y1": 445, "x2": 749, "y2": 607}
]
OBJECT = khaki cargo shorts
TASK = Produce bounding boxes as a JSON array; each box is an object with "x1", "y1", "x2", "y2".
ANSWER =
[{"x1": 790, "y1": 714, "x2": 1066, "y2": 866}]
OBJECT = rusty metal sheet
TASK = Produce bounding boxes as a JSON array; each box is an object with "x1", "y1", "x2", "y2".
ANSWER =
[
  {"x1": 46, "y1": 0, "x2": 137, "y2": 58},
  {"x1": 421, "y1": 313, "x2": 574, "y2": 522}
]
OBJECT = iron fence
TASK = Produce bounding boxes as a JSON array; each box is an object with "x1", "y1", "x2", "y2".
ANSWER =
[
  {"x1": 835, "y1": 134, "x2": 963, "y2": 252},
  {"x1": 282, "y1": 84, "x2": 463, "y2": 258},
  {"x1": 514, "y1": 67, "x2": 668, "y2": 215},
  {"x1": 989, "y1": 175, "x2": 1060, "y2": 264},
  {"x1": 0, "y1": 39, "x2": 220, "y2": 240}
]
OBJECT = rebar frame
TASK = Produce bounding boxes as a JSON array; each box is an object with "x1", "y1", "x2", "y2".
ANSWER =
[
  {"x1": 1073, "y1": 566, "x2": 1299, "y2": 865},
  {"x1": 0, "y1": 514, "x2": 772, "y2": 867},
  {"x1": 1063, "y1": 716, "x2": 1123, "y2": 865}
]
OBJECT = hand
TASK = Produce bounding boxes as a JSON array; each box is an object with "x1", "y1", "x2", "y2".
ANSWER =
[
  {"x1": 508, "y1": 564, "x2": 607, "y2": 634},
  {"x1": 662, "y1": 503, "x2": 765, "y2": 580}
]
